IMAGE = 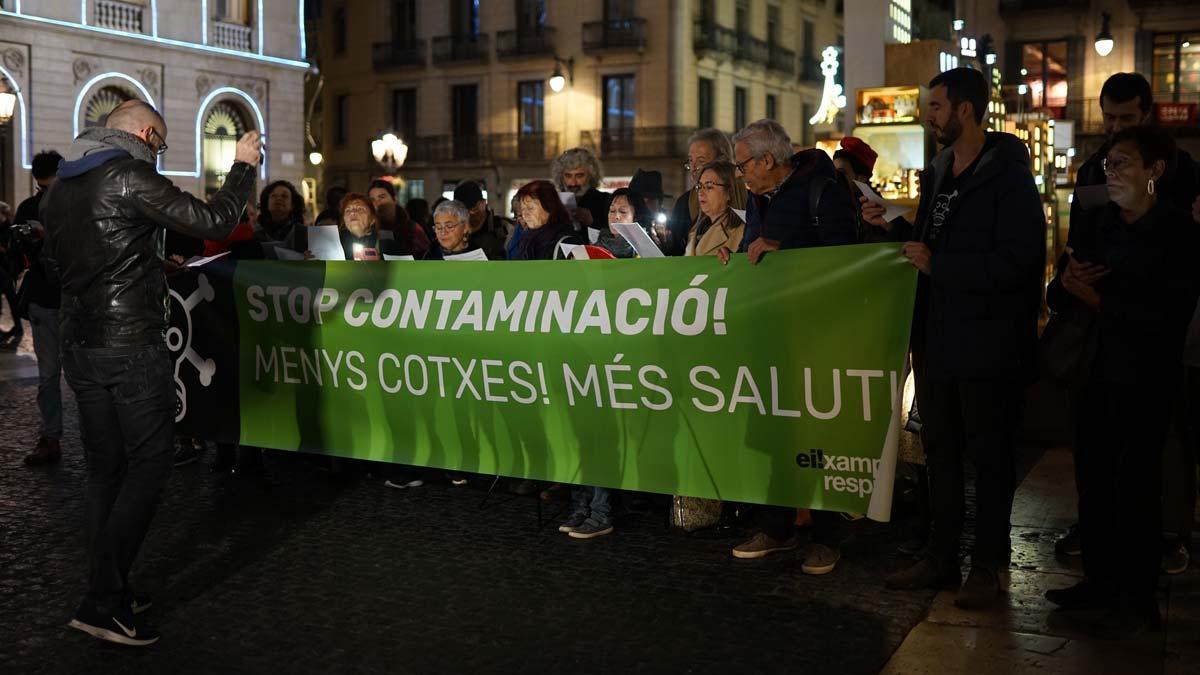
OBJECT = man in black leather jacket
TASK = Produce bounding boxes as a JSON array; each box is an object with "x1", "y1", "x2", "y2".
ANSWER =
[{"x1": 41, "y1": 100, "x2": 261, "y2": 647}]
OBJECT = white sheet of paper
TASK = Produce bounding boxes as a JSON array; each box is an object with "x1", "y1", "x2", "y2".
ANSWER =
[
  {"x1": 307, "y1": 225, "x2": 346, "y2": 260},
  {"x1": 612, "y1": 222, "x2": 664, "y2": 258},
  {"x1": 558, "y1": 192, "x2": 577, "y2": 210},
  {"x1": 383, "y1": 254, "x2": 414, "y2": 261},
  {"x1": 378, "y1": 229, "x2": 395, "y2": 241},
  {"x1": 1075, "y1": 184, "x2": 1110, "y2": 210},
  {"x1": 560, "y1": 243, "x2": 588, "y2": 259},
  {"x1": 274, "y1": 247, "x2": 305, "y2": 261},
  {"x1": 587, "y1": 227, "x2": 601, "y2": 244},
  {"x1": 854, "y1": 180, "x2": 910, "y2": 222},
  {"x1": 183, "y1": 250, "x2": 230, "y2": 267},
  {"x1": 732, "y1": 208, "x2": 747, "y2": 222},
  {"x1": 444, "y1": 248, "x2": 489, "y2": 261}
]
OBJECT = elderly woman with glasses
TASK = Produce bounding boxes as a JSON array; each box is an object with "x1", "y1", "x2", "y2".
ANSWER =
[
  {"x1": 686, "y1": 160, "x2": 746, "y2": 257},
  {"x1": 1044, "y1": 125, "x2": 1200, "y2": 626},
  {"x1": 304, "y1": 193, "x2": 404, "y2": 260},
  {"x1": 665, "y1": 128, "x2": 746, "y2": 255},
  {"x1": 423, "y1": 199, "x2": 495, "y2": 260}
]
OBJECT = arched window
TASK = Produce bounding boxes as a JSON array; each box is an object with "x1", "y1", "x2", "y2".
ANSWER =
[
  {"x1": 84, "y1": 86, "x2": 136, "y2": 129},
  {"x1": 202, "y1": 101, "x2": 250, "y2": 196}
]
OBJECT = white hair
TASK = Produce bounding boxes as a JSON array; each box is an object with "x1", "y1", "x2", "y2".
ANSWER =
[
  {"x1": 686, "y1": 128, "x2": 735, "y2": 162},
  {"x1": 731, "y1": 119, "x2": 794, "y2": 166},
  {"x1": 433, "y1": 199, "x2": 469, "y2": 225}
]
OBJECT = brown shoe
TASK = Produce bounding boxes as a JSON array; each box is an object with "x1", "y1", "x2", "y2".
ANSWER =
[
  {"x1": 885, "y1": 556, "x2": 961, "y2": 590},
  {"x1": 23, "y1": 437, "x2": 61, "y2": 466}
]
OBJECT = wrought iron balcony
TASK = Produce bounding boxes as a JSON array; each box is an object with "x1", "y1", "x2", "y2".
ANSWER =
[
  {"x1": 799, "y1": 55, "x2": 822, "y2": 83},
  {"x1": 582, "y1": 19, "x2": 647, "y2": 53},
  {"x1": 399, "y1": 133, "x2": 562, "y2": 165},
  {"x1": 497, "y1": 27, "x2": 556, "y2": 59},
  {"x1": 693, "y1": 21, "x2": 736, "y2": 59},
  {"x1": 372, "y1": 40, "x2": 426, "y2": 69},
  {"x1": 489, "y1": 133, "x2": 561, "y2": 161},
  {"x1": 579, "y1": 127, "x2": 692, "y2": 159},
  {"x1": 767, "y1": 44, "x2": 796, "y2": 76},
  {"x1": 998, "y1": 0, "x2": 1088, "y2": 14},
  {"x1": 735, "y1": 34, "x2": 769, "y2": 66},
  {"x1": 432, "y1": 34, "x2": 490, "y2": 65}
]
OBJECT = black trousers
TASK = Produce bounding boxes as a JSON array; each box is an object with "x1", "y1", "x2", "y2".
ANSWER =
[
  {"x1": 0, "y1": 264, "x2": 21, "y2": 332},
  {"x1": 918, "y1": 375, "x2": 1023, "y2": 568},
  {"x1": 761, "y1": 506, "x2": 842, "y2": 546},
  {"x1": 63, "y1": 343, "x2": 175, "y2": 613},
  {"x1": 1074, "y1": 374, "x2": 1173, "y2": 601}
]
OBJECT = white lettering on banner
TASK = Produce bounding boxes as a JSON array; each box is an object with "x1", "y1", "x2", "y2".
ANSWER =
[
  {"x1": 242, "y1": 278, "x2": 732, "y2": 337},
  {"x1": 249, "y1": 346, "x2": 901, "y2": 424}
]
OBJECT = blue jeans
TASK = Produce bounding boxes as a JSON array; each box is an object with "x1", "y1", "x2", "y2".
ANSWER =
[
  {"x1": 28, "y1": 303, "x2": 62, "y2": 439},
  {"x1": 63, "y1": 342, "x2": 175, "y2": 613},
  {"x1": 570, "y1": 486, "x2": 612, "y2": 526}
]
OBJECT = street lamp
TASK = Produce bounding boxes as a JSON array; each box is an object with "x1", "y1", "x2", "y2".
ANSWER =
[
  {"x1": 308, "y1": 151, "x2": 323, "y2": 166},
  {"x1": 0, "y1": 91, "x2": 15, "y2": 125},
  {"x1": 1094, "y1": 12, "x2": 1114, "y2": 57},
  {"x1": 371, "y1": 132, "x2": 408, "y2": 172},
  {"x1": 548, "y1": 57, "x2": 573, "y2": 93}
]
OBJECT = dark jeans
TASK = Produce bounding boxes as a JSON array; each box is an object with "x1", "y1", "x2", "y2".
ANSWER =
[
  {"x1": 1164, "y1": 366, "x2": 1200, "y2": 548},
  {"x1": 918, "y1": 375, "x2": 1023, "y2": 569},
  {"x1": 1075, "y1": 375, "x2": 1172, "y2": 601},
  {"x1": 28, "y1": 303, "x2": 62, "y2": 439},
  {"x1": 761, "y1": 506, "x2": 842, "y2": 547},
  {"x1": 570, "y1": 486, "x2": 612, "y2": 526},
  {"x1": 63, "y1": 343, "x2": 175, "y2": 613}
]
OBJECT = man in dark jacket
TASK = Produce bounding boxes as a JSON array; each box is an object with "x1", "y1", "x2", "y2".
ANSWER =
[
  {"x1": 717, "y1": 118, "x2": 859, "y2": 576},
  {"x1": 864, "y1": 68, "x2": 1045, "y2": 608},
  {"x1": 552, "y1": 147, "x2": 610, "y2": 232},
  {"x1": 42, "y1": 100, "x2": 260, "y2": 647},
  {"x1": 453, "y1": 180, "x2": 511, "y2": 260},
  {"x1": 14, "y1": 150, "x2": 66, "y2": 465}
]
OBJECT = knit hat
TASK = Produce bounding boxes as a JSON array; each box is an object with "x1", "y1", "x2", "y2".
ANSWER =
[{"x1": 834, "y1": 137, "x2": 878, "y2": 177}]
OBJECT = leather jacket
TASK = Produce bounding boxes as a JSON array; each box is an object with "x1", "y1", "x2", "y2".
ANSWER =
[{"x1": 42, "y1": 157, "x2": 255, "y2": 347}]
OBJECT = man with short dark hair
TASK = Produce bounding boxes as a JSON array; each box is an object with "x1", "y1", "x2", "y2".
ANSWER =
[
  {"x1": 43, "y1": 99, "x2": 261, "y2": 646},
  {"x1": 15, "y1": 150, "x2": 67, "y2": 465},
  {"x1": 452, "y1": 180, "x2": 511, "y2": 260},
  {"x1": 863, "y1": 68, "x2": 1045, "y2": 608}
]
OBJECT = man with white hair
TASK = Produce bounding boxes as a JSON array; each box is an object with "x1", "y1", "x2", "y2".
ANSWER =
[
  {"x1": 42, "y1": 99, "x2": 261, "y2": 646},
  {"x1": 718, "y1": 118, "x2": 859, "y2": 575},
  {"x1": 551, "y1": 146, "x2": 610, "y2": 230}
]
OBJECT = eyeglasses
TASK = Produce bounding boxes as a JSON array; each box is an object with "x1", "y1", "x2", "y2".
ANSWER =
[
  {"x1": 148, "y1": 128, "x2": 168, "y2": 156},
  {"x1": 684, "y1": 159, "x2": 713, "y2": 173},
  {"x1": 696, "y1": 181, "x2": 729, "y2": 193},
  {"x1": 733, "y1": 155, "x2": 759, "y2": 175},
  {"x1": 434, "y1": 222, "x2": 466, "y2": 233},
  {"x1": 1102, "y1": 155, "x2": 1135, "y2": 174}
]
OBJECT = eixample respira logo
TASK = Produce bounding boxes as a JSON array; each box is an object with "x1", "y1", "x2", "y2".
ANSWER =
[
  {"x1": 796, "y1": 448, "x2": 881, "y2": 498},
  {"x1": 167, "y1": 273, "x2": 217, "y2": 422}
]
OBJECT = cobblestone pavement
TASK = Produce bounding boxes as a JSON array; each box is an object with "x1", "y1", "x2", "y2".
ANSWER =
[{"x1": 0, "y1": 376, "x2": 942, "y2": 675}]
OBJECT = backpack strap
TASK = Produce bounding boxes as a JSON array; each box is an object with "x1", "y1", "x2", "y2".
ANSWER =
[{"x1": 809, "y1": 176, "x2": 832, "y2": 229}]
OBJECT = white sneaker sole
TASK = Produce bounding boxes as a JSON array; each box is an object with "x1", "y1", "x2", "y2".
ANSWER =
[
  {"x1": 68, "y1": 618, "x2": 159, "y2": 647},
  {"x1": 801, "y1": 561, "x2": 839, "y2": 575},
  {"x1": 384, "y1": 479, "x2": 424, "y2": 489},
  {"x1": 732, "y1": 545, "x2": 797, "y2": 560},
  {"x1": 568, "y1": 526, "x2": 613, "y2": 539}
]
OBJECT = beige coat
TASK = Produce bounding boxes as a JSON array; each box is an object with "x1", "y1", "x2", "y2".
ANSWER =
[{"x1": 685, "y1": 209, "x2": 746, "y2": 257}]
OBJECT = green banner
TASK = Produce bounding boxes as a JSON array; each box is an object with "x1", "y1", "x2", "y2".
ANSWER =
[{"x1": 234, "y1": 244, "x2": 917, "y2": 519}]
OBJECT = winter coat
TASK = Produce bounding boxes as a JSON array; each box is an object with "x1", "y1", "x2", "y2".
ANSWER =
[
  {"x1": 687, "y1": 208, "x2": 746, "y2": 257},
  {"x1": 739, "y1": 149, "x2": 859, "y2": 252}
]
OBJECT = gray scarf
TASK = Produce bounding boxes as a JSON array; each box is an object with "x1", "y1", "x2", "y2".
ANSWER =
[{"x1": 66, "y1": 126, "x2": 156, "y2": 165}]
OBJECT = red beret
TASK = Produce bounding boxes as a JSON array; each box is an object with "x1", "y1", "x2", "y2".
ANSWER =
[{"x1": 836, "y1": 136, "x2": 878, "y2": 173}]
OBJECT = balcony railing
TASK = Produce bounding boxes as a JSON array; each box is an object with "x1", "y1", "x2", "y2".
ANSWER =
[
  {"x1": 497, "y1": 27, "x2": 556, "y2": 59},
  {"x1": 399, "y1": 133, "x2": 562, "y2": 165},
  {"x1": 373, "y1": 40, "x2": 426, "y2": 69},
  {"x1": 799, "y1": 55, "x2": 822, "y2": 83},
  {"x1": 767, "y1": 44, "x2": 795, "y2": 76},
  {"x1": 579, "y1": 127, "x2": 692, "y2": 159},
  {"x1": 212, "y1": 21, "x2": 253, "y2": 52},
  {"x1": 582, "y1": 19, "x2": 647, "y2": 53},
  {"x1": 998, "y1": 0, "x2": 1088, "y2": 14},
  {"x1": 95, "y1": 0, "x2": 144, "y2": 33},
  {"x1": 693, "y1": 21, "x2": 736, "y2": 59},
  {"x1": 432, "y1": 34, "x2": 490, "y2": 65},
  {"x1": 735, "y1": 34, "x2": 769, "y2": 66}
]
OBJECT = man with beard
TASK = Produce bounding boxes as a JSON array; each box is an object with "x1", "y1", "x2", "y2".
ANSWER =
[
  {"x1": 862, "y1": 68, "x2": 1045, "y2": 608},
  {"x1": 551, "y1": 147, "x2": 610, "y2": 231},
  {"x1": 367, "y1": 179, "x2": 430, "y2": 257}
]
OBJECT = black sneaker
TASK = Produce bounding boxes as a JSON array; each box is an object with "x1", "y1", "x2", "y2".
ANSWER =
[
  {"x1": 558, "y1": 512, "x2": 588, "y2": 533},
  {"x1": 1045, "y1": 580, "x2": 1113, "y2": 610},
  {"x1": 68, "y1": 603, "x2": 159, "y2": 647},
  {"x1": 954, "y1": 565, "x2": 1002, "y2": 609},
  {"x1": 172, "y1": 442, "x2": 203, "y2": 467}
]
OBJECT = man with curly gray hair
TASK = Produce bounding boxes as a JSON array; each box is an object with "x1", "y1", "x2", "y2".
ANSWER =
[{"x1": 551, "y1": 147, "x2": 610, "y2": 229}]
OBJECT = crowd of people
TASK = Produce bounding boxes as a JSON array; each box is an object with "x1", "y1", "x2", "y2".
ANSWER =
[{"x1": 1, "y1": 66, "x2": 1199, "y2": 647}]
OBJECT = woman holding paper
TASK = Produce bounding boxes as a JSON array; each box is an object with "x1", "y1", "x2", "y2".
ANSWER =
[
  {"x1": 686, "y1": 161, "x2": 746, "y2": 257},
  {"x1": 422, "y1": 200, "x2": 487, "y2": 260},
  {"x1": 304, "y1": 193, "x2": 404, "y2": 260},
  {"x1": 512, "y1": 180, "x2": 583, "y2": 261},
  {"x1": 596, "y1": 188, "x2": 656, "y2": 258}
]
